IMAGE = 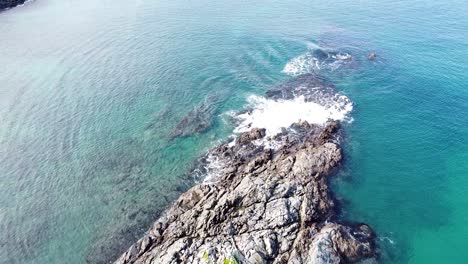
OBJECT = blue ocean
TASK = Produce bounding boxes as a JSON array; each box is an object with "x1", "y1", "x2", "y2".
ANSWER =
[{"x1": 1, "y1": 0, "x2": 468, "y2": 263}]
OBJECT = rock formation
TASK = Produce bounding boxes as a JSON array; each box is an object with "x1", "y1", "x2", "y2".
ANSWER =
[
  {"x1": 115, "y1": 74, "x2": 376, "y2": 264},
  {"x1": 115, "y1": 121, "x2": 375, "y2": 263}
]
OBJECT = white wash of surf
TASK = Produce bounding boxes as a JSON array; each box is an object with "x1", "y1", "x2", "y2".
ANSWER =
[
  {"x1": 233, "y1": 94, "x2": 353, "y2": 138},
  {"x1": 200, "y1": 153, "x2": 226, "y2": 183},
  {"x1": 283, "y1": 51, "x2": 352, "y2": 76}
]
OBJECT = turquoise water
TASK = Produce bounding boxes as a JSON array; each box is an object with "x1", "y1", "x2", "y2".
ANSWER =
[{"x1": 1, "y1": 0, "x2": 468, "y2": 263}]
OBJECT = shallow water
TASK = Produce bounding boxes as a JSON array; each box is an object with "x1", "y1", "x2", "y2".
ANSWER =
[{"x1": 1, "y1": 0, "x2": 468, "y2": 263}]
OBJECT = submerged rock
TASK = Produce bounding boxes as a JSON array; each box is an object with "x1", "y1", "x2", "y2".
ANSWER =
[
  {"x1": 115, "y1": 119, "x2": 375, "y2": 263},
  {"x1": 169, "y1": 104, "x2": 213, "y2": 139},
  {"x1": 169, "y1": 94, "x2": 223, "y2": 139},
  {"x1": 368, "y1": 53, "x2": 377, "y2": 60}
]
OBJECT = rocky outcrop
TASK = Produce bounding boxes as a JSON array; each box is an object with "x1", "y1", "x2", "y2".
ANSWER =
[
  {"x1": 115, "y1": 119, "x2": 376, "y2": 264},
  {"x1": 0, "y1": 0, "x2": 27, "y2": 10},
  {"x1": 115, "y1": 73, "x2": 375, "y2": 263}
]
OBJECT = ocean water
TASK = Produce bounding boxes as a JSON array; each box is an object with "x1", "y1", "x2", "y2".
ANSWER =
[{"x1": 1, "y1": 0, "x2": 468, "y2": 263}]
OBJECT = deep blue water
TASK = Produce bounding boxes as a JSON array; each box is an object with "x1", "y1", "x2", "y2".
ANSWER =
[{"x1": 1, "y1": 0, "x2": 468, "y2": 263}]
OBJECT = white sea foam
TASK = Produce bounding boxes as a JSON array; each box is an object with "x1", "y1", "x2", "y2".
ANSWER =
[
  {"x1": 283, "y1": 51, "x2": 352, "y2": 76},
  {"x1": 201, "y1": 154, "x2": 225, "y2": 183},
  {"x1": 233, "y1": 94, "x2": 353, "y2": 137},
  {"x1": 283, "y1": 53, "x2": 320, "y2": 76}
]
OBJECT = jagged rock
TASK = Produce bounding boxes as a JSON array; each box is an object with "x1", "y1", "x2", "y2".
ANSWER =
[
  {"x1": 237, "y1": 128, "x2": 266, "y2": 145},
  {"x1": 114, "y1": 120, "x2": 375, "y2": 264}
]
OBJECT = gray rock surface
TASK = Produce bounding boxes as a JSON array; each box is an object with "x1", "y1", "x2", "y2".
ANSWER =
[{"x1": 115, "y1": 120, "x2": 375, "y2": 264}]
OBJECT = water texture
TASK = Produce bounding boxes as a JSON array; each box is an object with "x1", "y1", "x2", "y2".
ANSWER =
[{"x1": 1, "y1": 0, "x2": 468, "y2": 263}]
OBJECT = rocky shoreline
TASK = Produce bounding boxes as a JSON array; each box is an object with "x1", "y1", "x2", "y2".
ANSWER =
[
  {"x1": 0, "y1": 0, "x2": 27, "y2": 11},
  {"x1": 115, "y1": 74, "x2": 376, "y2": 264}
]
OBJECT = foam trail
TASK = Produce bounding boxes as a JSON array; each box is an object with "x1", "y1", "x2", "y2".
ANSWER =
[{"x1": 283, "y1": 49, "x2": 352, "y2": 76}]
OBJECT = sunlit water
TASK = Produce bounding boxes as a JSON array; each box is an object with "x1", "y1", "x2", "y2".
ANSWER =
[{"x1": 1, "y1": 0, "x2": 468, "y2": 263}]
